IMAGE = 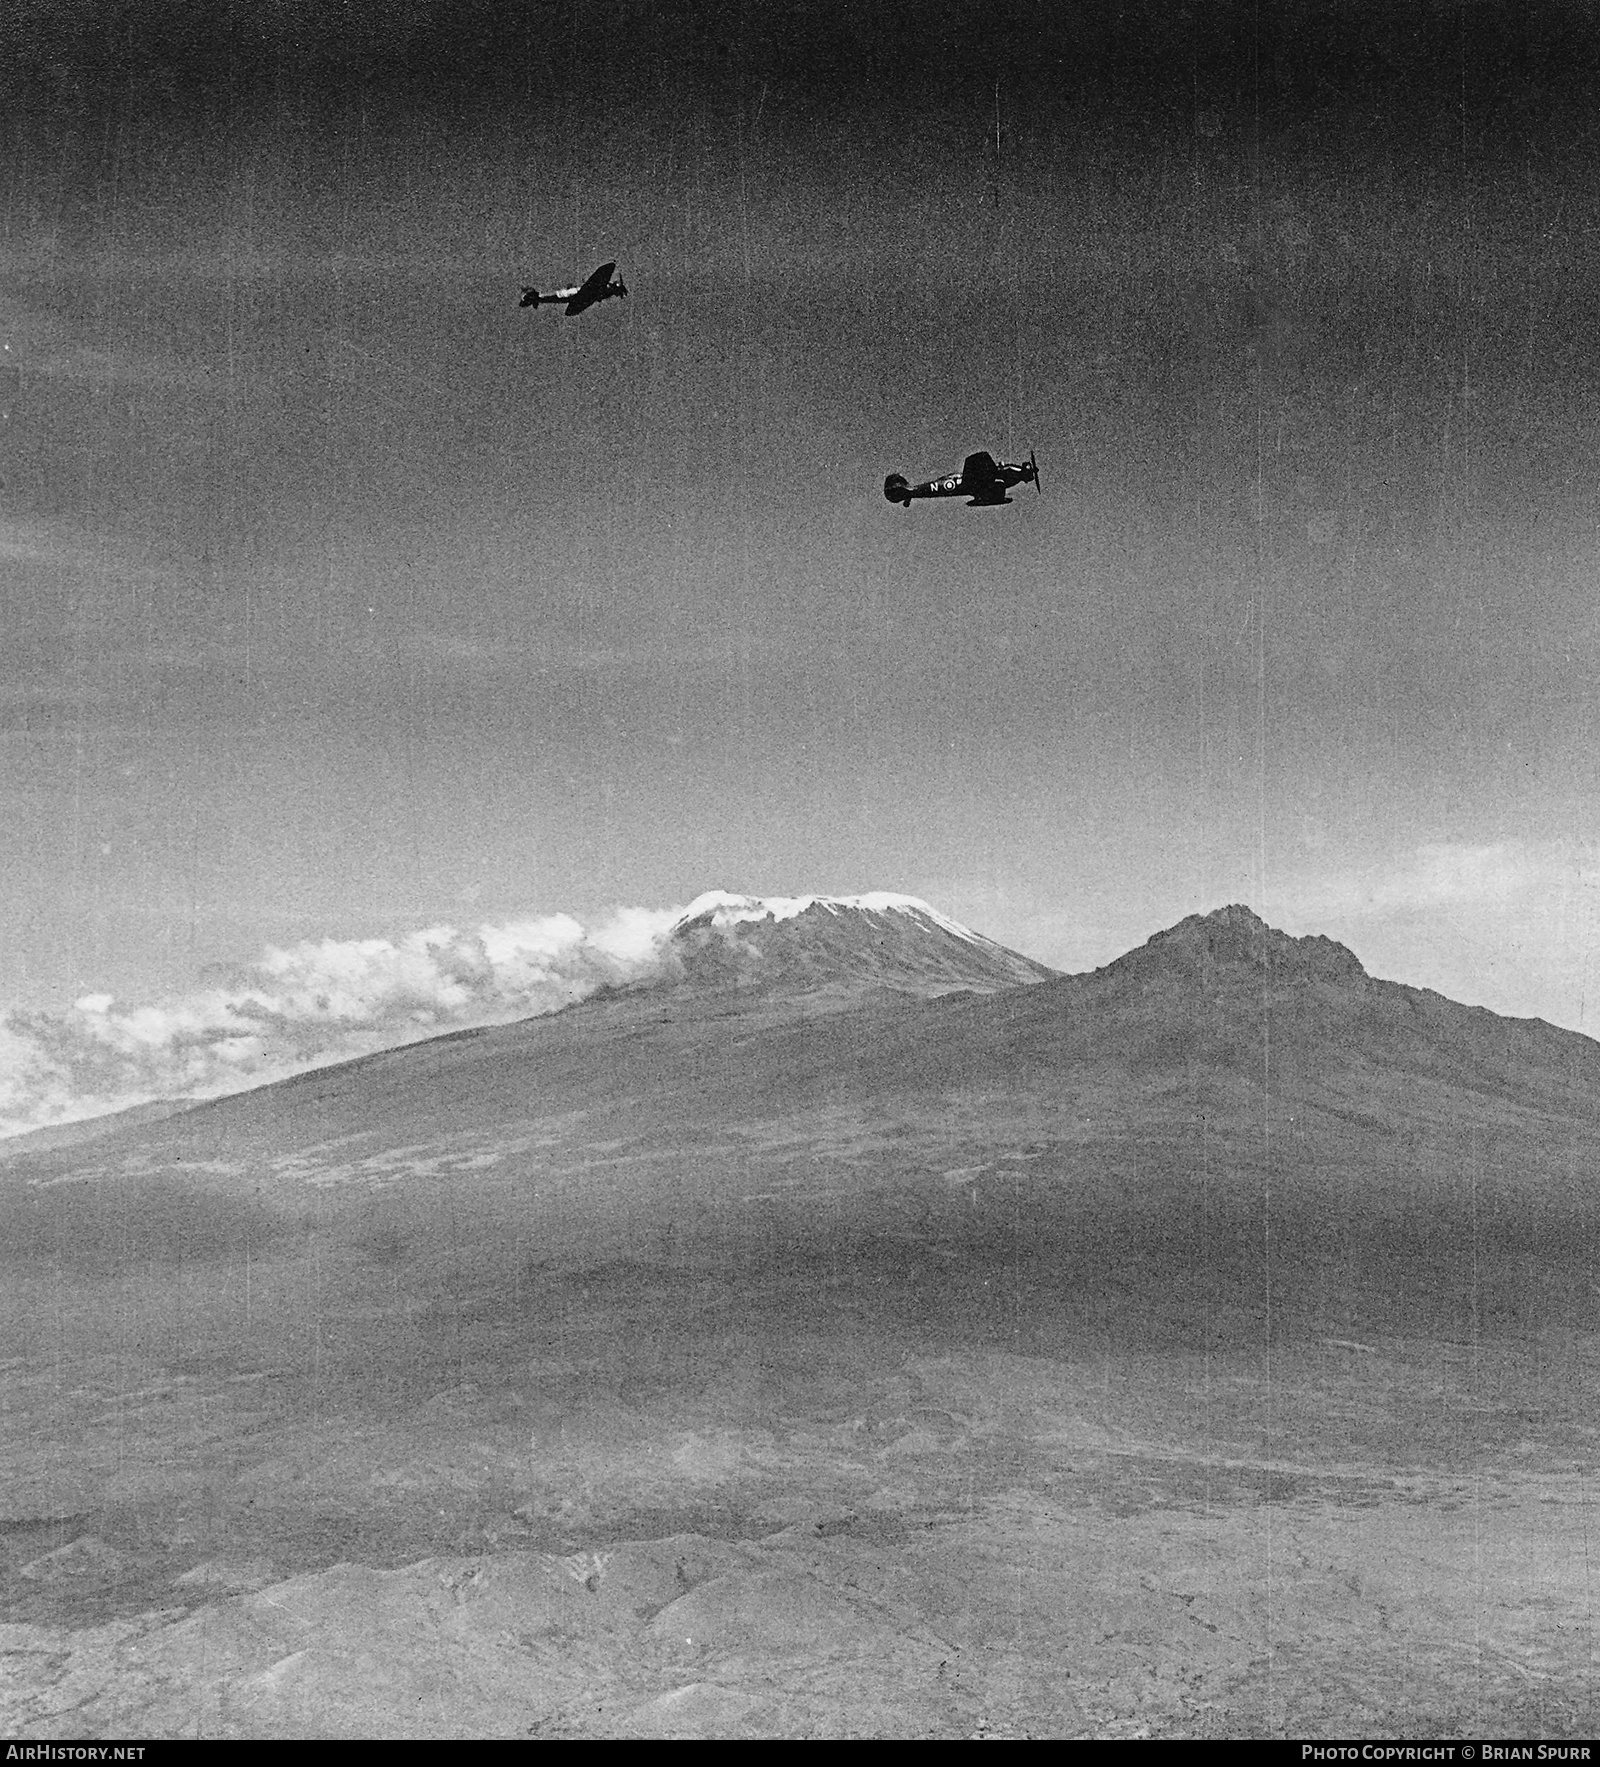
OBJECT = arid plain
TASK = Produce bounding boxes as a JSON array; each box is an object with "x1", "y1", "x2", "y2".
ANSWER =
[{"x1": 4, "y1": 898, "x2": 1599, "y2": 1738}]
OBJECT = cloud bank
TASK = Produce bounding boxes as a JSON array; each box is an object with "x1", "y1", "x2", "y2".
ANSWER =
[{"x1": 0, "y1": 905, "x2": 684, "y2": 1140}]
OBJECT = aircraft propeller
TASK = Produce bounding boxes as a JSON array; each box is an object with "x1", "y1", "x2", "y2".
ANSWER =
[{"x1": 1029, "y1": 447, "x2": 1041, "y2": 495}]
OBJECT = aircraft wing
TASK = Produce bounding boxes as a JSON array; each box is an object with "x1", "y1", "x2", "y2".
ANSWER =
[
  {"x1": 960, "y1": 451, "x2": 1001, "y2": 491},
  {"x1": 564, "y1": 261, "x2": 617, "y2": 316}
]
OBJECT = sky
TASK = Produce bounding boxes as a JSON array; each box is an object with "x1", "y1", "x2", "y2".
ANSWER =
[{"x1": 4, "y1": 1, "x2": 1600, "y2": 1130}]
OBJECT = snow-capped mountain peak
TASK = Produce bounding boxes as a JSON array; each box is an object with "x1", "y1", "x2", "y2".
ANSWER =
[
  {"x1": 671, "y1": 890, "x2": 985, "y2": 944},
  {"x1": 662, "y1": 890, "x2": 1055, "y2": 997}
]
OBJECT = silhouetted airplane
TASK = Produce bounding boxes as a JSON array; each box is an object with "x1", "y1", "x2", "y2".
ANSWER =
[
  {"x1": 518, "y1": 261, "x2": 628, "y2": 317},
  {"x1": 884, "y1": 449, "x2": 1040, "y2": 508}
]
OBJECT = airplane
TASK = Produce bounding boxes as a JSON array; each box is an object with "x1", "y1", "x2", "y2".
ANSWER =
[
  {"x1": 883, "y1": 448, "x2": 1041, "y2": 508},
  {"x1": 518, "y1": 261, "x2": 628, "y2": 317}
]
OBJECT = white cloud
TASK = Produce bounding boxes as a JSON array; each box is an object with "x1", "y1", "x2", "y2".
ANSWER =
[
  {"x1": 0, "y1": 905, "x2": 687, "y2": 1140},
  {"x1": 583, "y1": 905, "x2": 686, "y2": 965}
]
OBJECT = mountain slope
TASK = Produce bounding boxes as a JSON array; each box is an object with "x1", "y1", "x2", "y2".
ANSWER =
[{"x1": 6, "y1": 902, "x2": 1600, "y2": 1741}]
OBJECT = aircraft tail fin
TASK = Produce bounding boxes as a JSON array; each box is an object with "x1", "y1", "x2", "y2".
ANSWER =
[{"x1": 518, "y1": 287, "x2": 541, "y2": 308}]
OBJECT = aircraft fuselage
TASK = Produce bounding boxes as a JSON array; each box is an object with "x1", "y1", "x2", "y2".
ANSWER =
[
  {"x1": 884, "y1": 450, "x2": 1038, "y2": 509},
  {"x1": 524, "y1": 281, "x2": 627, "y2": 307},
  {"x1": 897, "y1": 476, "x2": 1010, "y2": 504}
]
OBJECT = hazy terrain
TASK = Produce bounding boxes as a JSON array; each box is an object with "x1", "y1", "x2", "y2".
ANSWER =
[{"x1": 4, "y1": 897, "x2": 1599, "y2": 1738}]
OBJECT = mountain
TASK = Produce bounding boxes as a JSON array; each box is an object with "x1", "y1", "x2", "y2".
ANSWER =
[
  {"x1": 923, "y1": 900, "x2": 1600, "y2": 1109},
  {"x1": 10, "y1": 899, "x2": 1600, "y2": 1276},
  {"x1": 0, "y1": 1096, "x2": 201, "y2": 1161},
  {"x1": 5, "y1": 901, "x2": 1599, "y2": 1740},
  {"x1": 655, "y1": 890, "x2": 1059, "y2": 998}
]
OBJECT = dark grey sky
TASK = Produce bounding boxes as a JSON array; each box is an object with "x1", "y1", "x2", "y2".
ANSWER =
[{"x1": 4, "y1": 1, "x2": 1600, "y2": 1084}]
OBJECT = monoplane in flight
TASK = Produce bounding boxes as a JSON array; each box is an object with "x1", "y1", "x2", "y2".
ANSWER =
[
  {"x1": 884, "y1": 448, "x2": 1041, "y2": 508},
  {"x1": 518, "y1": 262, "x2": 628, "y2": 316}
]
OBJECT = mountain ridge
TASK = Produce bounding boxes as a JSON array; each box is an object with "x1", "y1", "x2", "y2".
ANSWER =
[{"x1": 1110, "y1": 902, "x2": 1371, "y2": 989}]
